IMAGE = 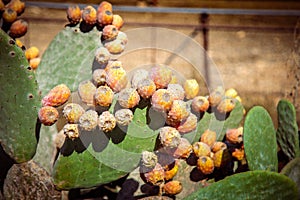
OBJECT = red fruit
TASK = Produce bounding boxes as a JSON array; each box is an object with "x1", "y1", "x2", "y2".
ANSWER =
[
  {"x1": 191, "y1": 96, "x2": 209, "y2": 113},
  {"x1": 38, "y1": 106, "x2": 59, "y2": 126},
  {"x1": 2, "y1": 8, "x2": 17, "y2": 23},
  {"x1": 98, "y1": 111, "x2": 116, "y2": 132},
  {"x1": 149, "y1": 65, "x2": 172, "y2": 89},
  {"x1": 200, "y1": 129, "x2": 217, "y2": 148},
  {"x1": 9, "y1": 19, "x2": 28, "y2": 38},
  {"x1": 94, "y1": 85, "x2": 114, "y2": 107},
  {"x1": 82, "y1": 5, "x2": 97, "y2": 25},
  {"x1": 112, "y1": 14, "x2": 124, "y2": 30},
  {"x1": 197, "y1": 156, "x2": 214, "y2": 175},
  {"x1": 42, "y1": 84, "x2": 71, "y2": 107},
  {"x1": 102, "y1": 24, "x2": 118, "y2": 41},
  {"x1": 137, "y1": 78, "x2": 156, "y2": 99},
  {"x1": 177, "y1": 113, "x2": 197, "y2": 134},
  {"x1": 163, "y1": 180, "x2": 183, "y2": 195},
  {"x1": 97, "y1": 9, "x2": 113, "y2": 26},
  {"x1": 118, "y1": 88, "x2": 140, "y2": 109},
  {"x1": 66, "y1": 5, "x2": 81, "y2": 24},
  {"x1": 151, "y1": 89, "x2": 173, "y2": 113},
  {"x1": 78, "y1": 80, "x2": 97, "y2": 105}
]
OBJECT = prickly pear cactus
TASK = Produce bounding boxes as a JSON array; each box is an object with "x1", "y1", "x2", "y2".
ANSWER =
[
  {"x1": 36, "y1": 25, "x2": 100, "y2": 96},
  {"x1": 243, "y1": 106, "x2": 278, "y2": 171},
  {"x1": 53, "y1": 106, "x2": 159, "y2": 189},
  {"x1": 276, "y1": 99, "x2": 299, "y2": 160},
  {"x1": 280, "y1": 157, "x2": 300, "y2": 197},
  {"x1": 184, "y1": 170, "x2": 298, "y2": 200},
  {"x1": 0, "y1": 29, "x2": 40, "y2": 163},
  {"x1": 184, "y1": 101, "x2": 244, "y2": 143}
]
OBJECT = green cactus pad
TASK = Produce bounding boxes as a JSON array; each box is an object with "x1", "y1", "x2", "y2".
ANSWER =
[
  {"x1": 280, "y1": 157, "x2": 300, "y2": 198},
  {"x1": 184, "y1": 101, "x2": 244, "y2": 143},
  {"x1": 0, "y1": 30, "x2": 40, "y2": 163},
  {"x1": 36, "y1": 25, "x2": 101, "y2": 96},
  {"x1": 184, "y1": 170, "x2": 298, "y2": 200},
  {"x1": 53, "y1": 106, "x2": 158, "y2": 189},
  {"x1": 244, "y1": 106, "x2": 278, "y2": 171},
  {"x1": 276, "y1": 99, "x2": 299, "y2": 160}
]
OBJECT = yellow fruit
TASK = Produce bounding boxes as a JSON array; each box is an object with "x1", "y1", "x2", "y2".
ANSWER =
[
  {"x1": 2, "y1": 8, "x2": 17, "y2": 23},
  {"x1": 211, "y1": 141, "x2": 227, "y2": 153},
  {"x1": 29, "y1": 57, "x2": 41, "y2": 70},
  {"x1": 164, "y1": 162, "x2": 179, "y2": 180},
  {"x1": 163, "y1": 180, "x2": 183, "y2": 195},
  {"x1": 197, "y1": 156, "x2": 214, "y2": 175},
  {"x1": 225, "y1": 88, "x2": 238, "y2": 98},
  {"x1": 226, "y1": 127, "x2": 243, "y2": 144},
  {"x1": 25, "y1": 46, "x2": 39, "y2": 60},
  {"x1": 183, "y1": 79, "x2": 199, "y2": 99},
  {"x1": 192, "y1": 142, "x2": 211, "y2": 157}
]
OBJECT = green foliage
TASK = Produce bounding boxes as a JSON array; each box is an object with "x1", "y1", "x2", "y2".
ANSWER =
[
  {"x1": 244, "y1": 106, "x2": 278, "y2": 171},
  {"x1": 184, "y1": 170, "x2": 298, "y2": 200},
  {"x1": 276, "y1": 99, "x2": 299, "y2": 160},
  {"x1": 36, "y1": 25, "x2": 100, "y2": 96},
  {"x1": 0, "y1": 29, "x2": 40, "y2": 163},
  {"x1": 280, "y1": 157, "x2": 300, "y2": 198},
  {"x1": 184, "y1": 101, "x2": 244, "y2": 143},
  {"x1": 52, "y1": 107, "x2": 158, "y2": 189}
]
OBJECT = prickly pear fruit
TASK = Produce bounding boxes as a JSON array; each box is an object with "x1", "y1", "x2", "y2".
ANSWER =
[
  {"x1": 63, "y1": 124, "x2": 80, "y2": 140},
  {"x1": 82, "y1": 5, "x2": 97, "y2": 25},
  {"x1": 167, "y1": 83, "x2": 185, "y2": 101},
  {"x1": 2, "y1": 8, "x2": 17, "y2": 23},
  {"x1": 38, "y1": 106, "x2": 59, "y2": 126},
  {"x1": 142, "y1": 163, "x2": 165, "y2": 185},
  {"x1": 79, "y1": 110, "x2": 98, "y2": 131},
  {"x1": 112, "y1": 14, "x2": 124, "y2": 30},
  {"x1": 118, "y1": 88, "x2": 140, "y2": 109},
  {"x1": 25, "y1": 46, "x2": 39, "y2": 60},
  {"x1": 191, "y1": 96, "x2": 209, "y2": 113},
  {"x1": 192, "y1": 142, "x2": 211, "y2": 157},
  {"x1": 159, "y1": 126, "x2": 181, "y2": 148},
  {"x1": 102, "y1": 24, "x2": 118, "y2": 41},
  {"x1": 183, "y1": 79, "x2": 199, "y2": 99},
  {"x1": 163, "y1": 180, "x2": 183, "y2": 195},
  {"x1": 114, "y1": 108, "x2": 133, "y2": 126},
  {"x1": 63, "y1": 103, "x2": 85, "y2": 124},
  {"x1": 94, "y1": 47, "x2": 110, "y2": 65},
  {"x1": 200, "y1": 129, "x2": 217, "y2": 148},
  {"x1": 66, "y1": 5, "x2": 81, "y2": 24},
  {"x1": 149, "y1": 65, "x2": 172, "y2": 89},
  {"x1": 105, "y1": 62, "x2": 127, "y2": 92},
  {"x1": 9, "y1": 19, "x2": 28, "y2": 38},
  {"x1": 177, "y1": 113, "x2": 197, "y2": 134},
  {"x1": 137, "y1": 78, "x2": 156, "y2": 99},
  {"x1": 151, "y1": 89, "x2": 173, "y2": 113},
  {"x1": 78, "y1": 80, "x2": 96, "y2": 105},
  {"x1": 94, "y1": 85, "x2": 114, "y2": 107},
  {"x1": 42, "y1": 84, "x2": 71, "y2": 107},
  {"x1": 197, "y1": 156, "x2": 214, "y2": 175},
  {"x1": 98, "y1": 111, "x2": 116, "y2": 132}
]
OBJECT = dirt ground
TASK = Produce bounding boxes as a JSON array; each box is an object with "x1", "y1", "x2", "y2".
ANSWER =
[{"x1": 20, "y1": 5, "x2": 300, "y2": 127}]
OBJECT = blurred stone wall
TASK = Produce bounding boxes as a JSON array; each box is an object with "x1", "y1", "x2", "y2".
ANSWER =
[{"x1": 21, "y1": 6, "x2": 300, "y2": 127}]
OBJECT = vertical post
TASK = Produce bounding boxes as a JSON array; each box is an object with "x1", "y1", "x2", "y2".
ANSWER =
[{"x1": 200, "y1": 13, "x2": 210, "y2": 88}]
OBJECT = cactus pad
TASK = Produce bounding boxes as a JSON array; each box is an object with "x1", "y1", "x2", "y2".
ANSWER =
[
  {"x1": 0, "y1": 29, "x2": 40, "y2": 162},
  {"x1": 53, "y1": 106, "x2": 158, "y2": 189},
  {"x1": 276, "y1": 99, "x2": 299, "y2": 160},
  {"x1": 184, "y1": 170, "x2": 298, "y2": 200},
  {"x1": 280, "y1": 157, "x2": 300, "y2": 198},
  {"x1": 36, "y1": 25, "x2": 101, "y2": 96},
  {"x1": 243, "y1": 106, "x2": 278, "y2": 171}
]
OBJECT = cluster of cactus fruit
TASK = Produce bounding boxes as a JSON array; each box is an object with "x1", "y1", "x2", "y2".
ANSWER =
[
  {"x1": 0, "y1": 0, "x2": 27, "y2": 38},
  {"x1": 1, "y1": 1, "x2": 299, "y2": 199}
]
